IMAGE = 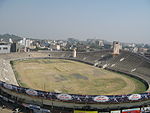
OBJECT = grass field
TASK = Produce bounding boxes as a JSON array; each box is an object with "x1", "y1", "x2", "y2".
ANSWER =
[{"x1": 11, "y1": 59, "x2": 146, "y2": 95}]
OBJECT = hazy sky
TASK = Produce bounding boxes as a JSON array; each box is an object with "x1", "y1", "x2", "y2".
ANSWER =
[{"x1": 0, "y1": 0, "x2": 150, "y2": 43}]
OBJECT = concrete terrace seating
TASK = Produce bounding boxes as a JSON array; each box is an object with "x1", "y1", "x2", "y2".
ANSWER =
[
  {"x1": 102, "y1": 51, "x2": 150, "y2": 85},
  {"x1": 76, "y1": 50, "x2": 112, "y2": 64},
  {"x1": 0, "y1": 59, "x2": 18, "y2": 85}
]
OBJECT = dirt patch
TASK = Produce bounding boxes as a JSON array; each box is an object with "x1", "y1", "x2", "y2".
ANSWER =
[{"x1": 71, "y1": 73, "x2": 88, "y2": 80}]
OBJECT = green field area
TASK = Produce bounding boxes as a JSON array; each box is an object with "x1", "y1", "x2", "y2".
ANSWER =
[{"x1": 11, "y1": 59, "x2": 146, "y2": 95}]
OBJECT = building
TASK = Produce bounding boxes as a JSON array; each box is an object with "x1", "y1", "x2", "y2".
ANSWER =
[
  {"x1": 50, "y1": 44, "x2": 61, "y2": 51},
  {"x1": 22, "y1": 38, "x2": 26, "y2": 46},
  {"x1": 9, "y1": 38, "x2": 13, "y2": 43},
  {"x1": 56, "y1": 44, "x2": 61, "y2": 50},
  {"x1": 0, "y1": 43, "x2": 11, "y2": 54},
  {"x1": 25, "y1": 39, "x2": 31, "y2": 48},
  {"x1": 10, "y1": 43, "x2": 17, "y2": 52},
  {"x1": 99, "y1": 40, "x2": 104, "y2": 47}
]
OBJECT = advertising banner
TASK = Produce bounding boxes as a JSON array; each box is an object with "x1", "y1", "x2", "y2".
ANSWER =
[
  {"x1": 57, "y1": 94, "x2": 72, "y2": 100},
  {"x1": 25, "y1": 89, "x2": 38, "y2": 96},
  {"x1": 110, "y1": 110, "x2": 121, "y2": 113},
  {"x1": 128, "y1": 94, "x2": 141, "y2": 100},
  {"x1": 74, "y1": 110, "x2": 98, "y2": 113},
  {"x1": 122, "y1": 108, "x2": 141, "y2": 113},
  {"x1": 93, "y1": 96, "x2": 109, "y2": 102},
  {"x1": 141, "y1": 107, "x2": 150, "y2": 113},
  {"x1": 99, "y1": 112, "x2": 109, "y2": 113}
]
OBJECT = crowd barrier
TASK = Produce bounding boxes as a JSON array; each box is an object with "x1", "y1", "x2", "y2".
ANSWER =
[{"x1": 1, "y1": 81, "x2": 150, "y2": 104}]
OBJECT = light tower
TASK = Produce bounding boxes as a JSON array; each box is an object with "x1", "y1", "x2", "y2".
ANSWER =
[
  {"x1": 113, "y1": 41, "x2": 121, "y2": 55},
  {"x1": 73, "y1": 48, "x2": 77, "y2": 58}
]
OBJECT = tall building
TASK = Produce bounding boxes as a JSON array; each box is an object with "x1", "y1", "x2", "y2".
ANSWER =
[
  {"x1": 25, "y1": 39, "x2": 31, "y2": 48},
  {"x1": 22, "y1": 38, "x2": 26, "y2": 46}
]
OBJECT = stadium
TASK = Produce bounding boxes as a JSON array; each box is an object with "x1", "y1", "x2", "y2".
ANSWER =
[{"x1": 1, "y1": 49, "x2": 150, "y2": 113}]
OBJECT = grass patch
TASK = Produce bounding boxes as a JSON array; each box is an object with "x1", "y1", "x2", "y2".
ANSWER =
[
  {"x1": 122, "y1": 74, "x2": 147, "y2": 94},
  {"x1": 11, "y1": 59, "x2": 147, "y2": 95}
]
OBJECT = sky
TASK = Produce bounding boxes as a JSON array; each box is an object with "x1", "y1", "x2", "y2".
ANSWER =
[{"x1": 0, "y1": 0, "x2": 150, "y2": 43}]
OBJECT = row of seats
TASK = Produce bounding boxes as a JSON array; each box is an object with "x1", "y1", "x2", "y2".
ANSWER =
[{"x1": 98, "y1": 51, "x2": 150, "y2": 85}]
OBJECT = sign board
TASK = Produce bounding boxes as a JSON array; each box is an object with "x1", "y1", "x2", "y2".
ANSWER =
[
  {"x1": 57, "y1": 94, "x2": 72, "y2": 100},
  {"x1": 26, "y1": 89, "x2": 38, "y2": 96},
  {"x1": 110, "y1": 110, "x2": 121, "y2": 113},
  {"x1": 122, "y1": 108, "x2": 141, "y2": 113},
  {"x1": 93, "y1": 96, "x2": 109, "y2": 102},
  {"x1": 74, "y1": 110, "x2": 98, "y2": 113},
  {"x1": 128, "y1": 94, "x2": 141, "y2": 100}
]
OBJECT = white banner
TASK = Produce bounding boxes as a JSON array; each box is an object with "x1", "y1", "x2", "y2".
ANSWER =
[
  {"x1": 93, "y1": 96, "x2": 109, "y2": 102},
  {"x1": 57, "y1": 94, "x2": 72, "y2": 100},
  {"x1": 26, "y1": 89, "x2": 38, "y2": 96},
  {"x1": 128, "y1": 94, "x2": 141, "y2": 100}
]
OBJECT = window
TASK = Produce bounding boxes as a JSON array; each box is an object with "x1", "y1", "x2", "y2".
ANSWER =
[{"x1": 3, "y1": 47, "x2": 8, "y2": 50}]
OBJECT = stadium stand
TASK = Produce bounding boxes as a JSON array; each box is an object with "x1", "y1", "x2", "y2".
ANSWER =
[
  {"x1": 1, "y1": 50, "x2": 150, "y2": 112},
  {"x1": 100, "y1": 51, "x2": 150, "y2": 89}
]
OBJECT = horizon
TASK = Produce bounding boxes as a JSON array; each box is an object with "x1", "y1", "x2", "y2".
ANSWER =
[
  {"x1": 0, "y1": 0, "x2": 150, "y2": 43},
  {"x1": 1, "y1": 33, "x2": 149, "y2": 45}
]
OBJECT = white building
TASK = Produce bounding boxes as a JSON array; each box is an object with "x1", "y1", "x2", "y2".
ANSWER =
[
  {"x1": 99, "y1": 40, "x2": 104, "y2": 47},
  {"x1": 9, "y1": 38, "x2": 13, "y2": 43},
  {"x1": 19, "y1": 38, "x2": 27, "y2": 46},
  {"x1": 0, "y1": 43, "x2": 11, "y2": 54},
  {"x1": 56, "y1": 45, "x2": 60, "y2": 50},
  {"x1": 22, "y1": 38, "x2": 26, "y2": 46},
  {"x1": 25, "y1": 39, "x2": 31, "y2": 48}
]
